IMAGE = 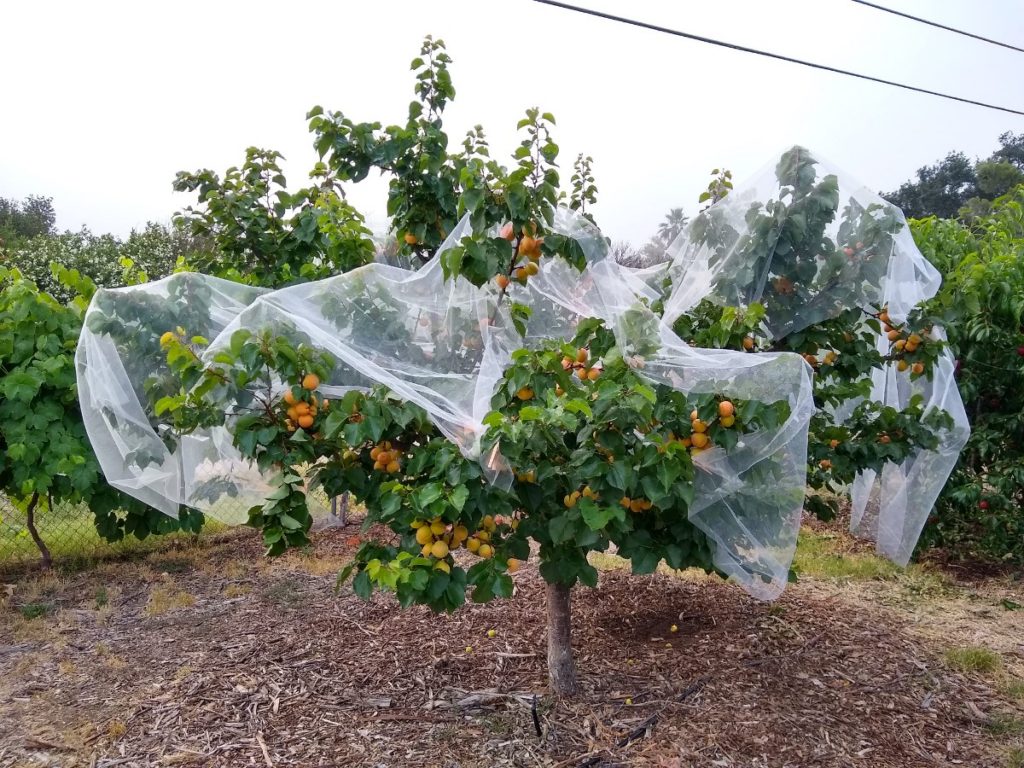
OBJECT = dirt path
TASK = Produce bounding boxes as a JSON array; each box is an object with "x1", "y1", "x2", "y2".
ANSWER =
[{"x1": 0, "y1": 527, "x2": 1021, "y2": 767}]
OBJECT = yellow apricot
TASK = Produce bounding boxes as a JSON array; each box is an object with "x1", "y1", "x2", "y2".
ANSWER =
[{"x1": 430, "y1": 540, "x2": 449, "y2": 559}]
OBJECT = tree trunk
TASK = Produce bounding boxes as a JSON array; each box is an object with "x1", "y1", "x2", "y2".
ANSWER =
[
  {"x1": 25, "y1": 492, "x2": 52, "y2": 570},
  {"x1": 330, "y1": 493, "x2": 349, "y2": 526},
  {"x1": 546, "y1": 581, "x2": 579, "y2": 696}
]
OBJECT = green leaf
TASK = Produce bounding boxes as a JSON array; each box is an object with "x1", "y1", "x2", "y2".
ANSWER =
[
  {"x1": 607, "y1": 460, "x2": 634, "y2": 491},
  {"x1": 581, "y1": 502, "x2": 624, "y2": 531},
  {"x1": 0, "y1": 370, "x2": 42, "y2": 402},
  {"x1": 381, "y1": 493, "x2": 402, "y2": 516},
  {"x1": 450, "y1": 484, "x2": 469, "y2": 512},
  {"x1": 279, "y1": 513, "x2": 303, "y2": 530},
  {"x1": 353, "y1": 570, "x2": 372, "y2": 600},
  {"x1": 563, "y1": 399, "x2": 593, "y2": 418},
  {"x1": 656, "y1": 460, "x2": 681, "y2": 492},
  {"x1": 549, "y1": 515, "x2": 575, "y2": 545},
  {"x1": 335, "y1": 563, "x2": 355, "y2": 592},
  {"x1": 634, "y1": 384, "x2": 657, "y2": 404},
  {"x1": 416, "y1": 482, "x2": 444, "y2": 507}
]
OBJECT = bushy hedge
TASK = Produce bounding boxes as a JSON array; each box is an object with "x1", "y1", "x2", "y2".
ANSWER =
[
  {"x1": 914, "y1": 186, "x2": 1024, "y2": 565},
  {"x1": 3, "y1": 222, "x2": 204, "y2": 302}
]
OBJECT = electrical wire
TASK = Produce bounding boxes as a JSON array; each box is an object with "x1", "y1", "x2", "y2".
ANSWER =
[
  {"x1": 532, "y1": 0, "x2": 1024, "y2": 117},
  {"x1": 849, "y1": 0, "x2": 1024, "y2": 55}
]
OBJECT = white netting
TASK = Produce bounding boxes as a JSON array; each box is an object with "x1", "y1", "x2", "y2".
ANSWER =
[
  {"x1": 76, "y1": 276, "x2": 269, "y2": 524},
  {"x1": 658, "y1": 146, "x2": 969, "y2": 564},
  {"x1": 75, "y1": 146, "x2": 966, "y2": 598},
  {"x1": 847, "y1": 324, "x2": 970, "y2": 565}
]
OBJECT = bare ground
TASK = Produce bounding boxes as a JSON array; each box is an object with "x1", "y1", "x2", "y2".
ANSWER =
[{"x1": 0, "y1": 524, "x2": 1021, "y2": 768}]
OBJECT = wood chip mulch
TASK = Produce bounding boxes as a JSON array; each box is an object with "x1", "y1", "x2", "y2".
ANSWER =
[{"x1": 0, "y1": 528, "x2": 1013, "y2": 767}]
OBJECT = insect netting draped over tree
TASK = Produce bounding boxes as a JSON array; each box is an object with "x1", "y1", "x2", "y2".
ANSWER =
[
  {"x1": 75, "y1": 146, "x2": 966, "y2": 599},
  {"x1": 658, "y1": 147, "x2": 969, "y2": 566}
]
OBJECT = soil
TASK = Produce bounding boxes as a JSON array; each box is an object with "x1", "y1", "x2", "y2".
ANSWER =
[{"x1": 0, "y1": 524, "x2": 1021, "y2": 768}]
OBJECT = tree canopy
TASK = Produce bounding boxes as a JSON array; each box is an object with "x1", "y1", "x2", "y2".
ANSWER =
[{"x1": 883, "y1": 132, "x2": 1024, "y2": 220}]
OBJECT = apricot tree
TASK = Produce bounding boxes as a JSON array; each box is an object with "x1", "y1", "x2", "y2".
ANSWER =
[{"x1": 139, "y1": 38, "x2": 959, "y2": 697}]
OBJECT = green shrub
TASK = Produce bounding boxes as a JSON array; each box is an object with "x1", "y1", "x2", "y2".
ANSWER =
[{"x1": 913, "y1": 187, "x2": 1024, "y2": 565}]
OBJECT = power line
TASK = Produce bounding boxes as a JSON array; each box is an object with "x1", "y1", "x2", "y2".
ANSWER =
[
  {"x1": 849, "y1": 0, "x2": 1024, "y2": 55},
  {"x1": 532, "y1": 0, "x2": 1024, "y2": 117}
]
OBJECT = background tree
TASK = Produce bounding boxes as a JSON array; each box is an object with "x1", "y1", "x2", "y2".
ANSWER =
[
  {"x1": 990, "y1": 130, "x2": 1024, "y2": 169},
  {"x1": 656, "y1": 207, "x2": 689, "y2": 246},
  {"x1": 884, "y1": 132, "x2": 1024, "y2": 220},
  {"x1": 610, "y1": 240, "x2": 648, "y2": 268},
  {"x1": 0, "y1": 265, "x2": 200, "y2": 567},
  {"x1": 173, "y1": 149, "x2": 375, "y2": 288},
  {"x1": 5, "y1": 223, "x2": 200, "y2": 303},
  {"x1": 884, "y1": 151, "x2": 978, "y2": 220},
  {"x1": 631, "y1": 206, "x2": 692, "y2": 265},
  {"x1": 0, "y1": 195, "x2": 56, "y2": 248},
  {"x1": 974, "y1": 161, "x2": 1024, "y2": 199}
]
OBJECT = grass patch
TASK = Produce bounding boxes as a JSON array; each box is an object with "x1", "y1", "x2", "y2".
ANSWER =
[
  {"x1": 0, "y1": 501, "x2": 233, "y2": 572},
  {"x1": 279, "y1": 552, "x2": 351, "y2": 577},
  {"x1": 1000, "y1": 680, "x2": 1024, "y2": 701},
  {"x1": 945, "y1": 646, "x2": 1002, "y2": 674},
  {"x1": 1006, "y1": 748, "x2": 1024, "y2": 768},
  {"x1": 19, "y1": 602, "x2": 54, "y2": 620},
  {"x1": 588, "y1": 550, "x2": 718, "y2": 584},
  {"x1": 986, "y1": 713, "x2": 1024, "y2": 737},
  {"x1": 144, "y1": 584, "x2": 196, "y2": 616},
  {"x1": 793, "y1": 530, "x2": 902, "y2": 581},
  {"x1": 173, "y1": 665, "x2": 194, "y2": 682},
  {"x1": 223, "y1": 583, "x2": 251, "y2": 598},
  {"x1": 792, "y1": 529, "x2": 951, "y2": 598},
  {"x1": 206, "y1": 558, "x2": 249, "y2": 580},
  {"x1": 107, "y1": 719, "x2": 127, "y2": 740},
  {"x1": 10, "y1": 614, "x2": 58, "y2": 643},
  {"x1": 18, "y1": 572, "x2": 63, "y2": 602},
  {"x1": 588, "y1": 552, "x2": 629, "y2": 572}
]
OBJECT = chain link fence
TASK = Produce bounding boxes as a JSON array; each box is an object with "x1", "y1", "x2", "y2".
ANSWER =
[{"x1": 0, "y1": 491, "x2": 343, "y2": 571}]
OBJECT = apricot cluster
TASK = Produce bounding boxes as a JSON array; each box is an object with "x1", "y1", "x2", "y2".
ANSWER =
[
  {"x1": 880, "y1": 307, "x2": 927, "y2": 375},
  {"x1": 564, "y1": 485, "x2": 600, "y2": 508},
  {"x1": 494, "y1": 222, "x2": 544, "y2": 289},
  {"x1": 370, "y1": 441, "x2": 401, "y2": 473},
  {"x1": 282, "y1": 373, "x2": 325, "y2": 432},
  {"x1": 562, "y1": 347, "x2": 600, "y2": 381},
  {"x1": 619, "y1": 496, "x2": 653, "y2": 513},
  {"x1": 411, "y1": 514, "x2": 522, "y2": 573}
]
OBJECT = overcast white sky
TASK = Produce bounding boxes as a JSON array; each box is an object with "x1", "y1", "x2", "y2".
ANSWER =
[{"x1": 2, "y1": 0, "x2": 1023, "y2": 246}]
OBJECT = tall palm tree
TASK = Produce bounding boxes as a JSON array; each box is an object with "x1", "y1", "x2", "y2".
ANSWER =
[{"x1": 656, "y1": 207, "x2": 689, "y2": 246}]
